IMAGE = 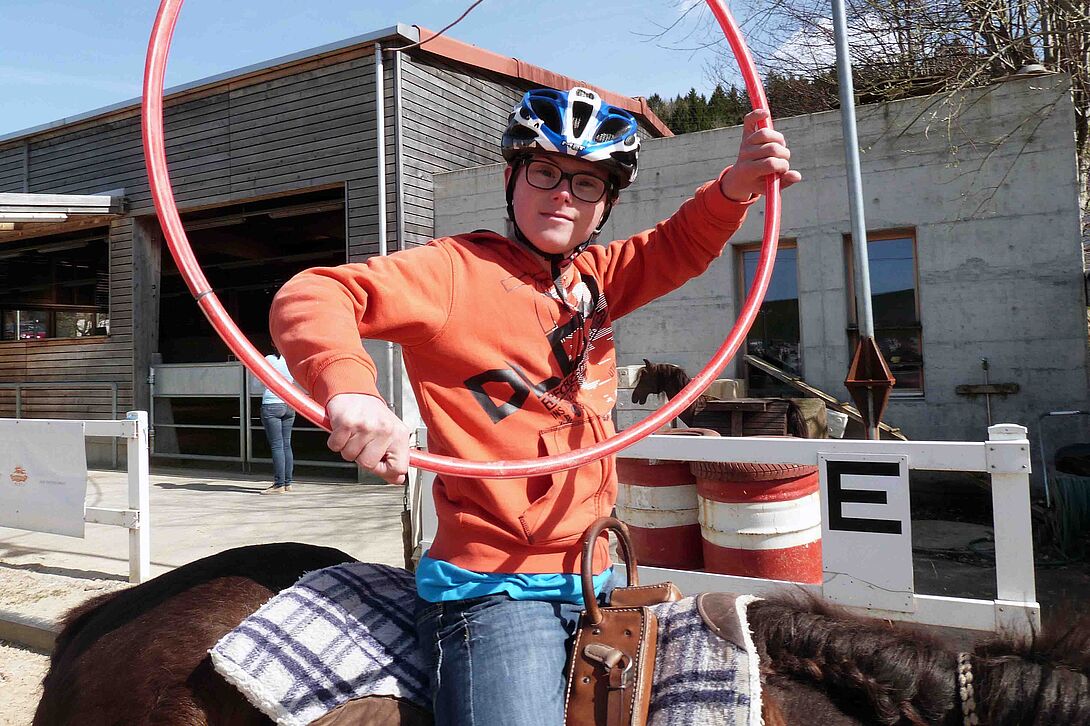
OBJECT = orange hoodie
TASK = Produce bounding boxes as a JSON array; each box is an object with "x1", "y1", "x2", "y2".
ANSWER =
[{"x1": 270, "y1": 176, "x2": 752, "y2": 576}]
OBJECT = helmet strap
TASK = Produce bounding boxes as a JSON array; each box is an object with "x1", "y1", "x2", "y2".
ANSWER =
[{"x1": 504, "y1": 158, "x2": 615, "y2": 285}]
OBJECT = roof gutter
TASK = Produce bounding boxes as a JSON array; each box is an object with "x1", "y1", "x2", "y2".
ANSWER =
[
  {"x1": 374, "y1": 43, "x2": 397, "y2": 417},
  {"x1": 0, "y1": 191, "x2": 127, "y2": 218},
  {"x1": 410, "y1": 25, "x2": 673, "y2": 138}
]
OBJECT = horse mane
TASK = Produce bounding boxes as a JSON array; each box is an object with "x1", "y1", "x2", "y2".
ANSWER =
[
  {"x1": 749, "y1": 594, "x2": 957, "y2": 726},
  {"x1": 749, "y1": 594, "x2": 1090, "y2": 726},
  {"x1": 973, "y1": 607, "x2": 1090, "y2": 724}
]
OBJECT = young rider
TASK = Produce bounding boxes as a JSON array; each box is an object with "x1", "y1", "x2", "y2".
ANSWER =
[{"x1": 270, "y1": 86, "x2": 800, "y2": 725}]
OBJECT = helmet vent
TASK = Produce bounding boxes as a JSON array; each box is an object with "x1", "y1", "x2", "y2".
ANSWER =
[
  {"x1": 571, "y1": 101, "x2": 593, "y2": 138},
  {"x1": 530, "y1": 98, "x2": 563, "y2": 134},
  {"x1": 594, "y1": 117, "x2": 631, "y2": 143}
]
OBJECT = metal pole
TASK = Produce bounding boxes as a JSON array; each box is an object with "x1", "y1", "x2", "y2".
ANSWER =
[
  {"x1": 832, "y1": 0, "x2": 879, "y2": 439},
  {"x1": 981, "y1": 358, "x2": 993, "y2": 426},
  {"x1": 392, "y1": 47, "x2": 407, "y2": 421},
  {"x1": 111, "y1": 382, "x2": 118, "y2": 469},
  {"x1": 375, "y1": 43, "x2": 396, "y2": 415},
  {"x1": 238, "y1": 364, "x2": 247, "y2": 473},
  {"x1": 147, "y1": 367, "x2": 156, "y2": 455},
  {"x1": 243, "y1": 367, "x2": 253, "y2": 473}
]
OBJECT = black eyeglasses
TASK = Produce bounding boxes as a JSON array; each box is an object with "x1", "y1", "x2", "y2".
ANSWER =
[{"x1": 523, "y1": 159, "x2": 610, "y2": 203}]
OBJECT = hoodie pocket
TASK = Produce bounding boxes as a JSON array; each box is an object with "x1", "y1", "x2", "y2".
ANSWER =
[{"x1": 518, "y1": 417, "x2": 610, "y2": 546}]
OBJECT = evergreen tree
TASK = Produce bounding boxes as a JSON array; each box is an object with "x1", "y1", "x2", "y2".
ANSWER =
[{"x1": 683, "y1": 88, "x2": 706, "y2": 133}]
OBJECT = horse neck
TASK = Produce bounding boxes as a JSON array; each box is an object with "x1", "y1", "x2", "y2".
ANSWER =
[{"x1": 663, "y1": 370, "x2": 690, "y2": 400}]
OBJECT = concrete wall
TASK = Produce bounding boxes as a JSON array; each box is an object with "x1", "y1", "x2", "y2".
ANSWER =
[{"x1": 434, "y1": 75, "x2": 1089, "y2": 458}]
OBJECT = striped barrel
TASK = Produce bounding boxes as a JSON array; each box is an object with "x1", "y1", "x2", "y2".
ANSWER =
[
  {"x1": 692, "y1": 461, "x2": 822, "y2": 583},
  {"x1": 614, "y1": 429, "x2": 718, "y2": 569}
]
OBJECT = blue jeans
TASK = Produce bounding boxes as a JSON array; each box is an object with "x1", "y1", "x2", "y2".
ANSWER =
[
  {"x1": 415, "y1": 586, "x2": 615, "y2": 726},
  {"x1": 260, "y1": 403, "x2": 295, "y2": 486}
]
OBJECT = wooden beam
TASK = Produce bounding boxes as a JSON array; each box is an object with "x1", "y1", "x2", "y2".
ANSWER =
[
  {"x1": 743, "y1": 355, "x2": 908, "y2": 440},
  {"x1": 0, "y1": 215, "x2": 115, "y2": 245}
]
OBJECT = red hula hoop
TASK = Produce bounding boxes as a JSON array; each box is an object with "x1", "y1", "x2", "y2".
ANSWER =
[{"x1": 141, "y1": 0, "x2": 781, "y2": 478}]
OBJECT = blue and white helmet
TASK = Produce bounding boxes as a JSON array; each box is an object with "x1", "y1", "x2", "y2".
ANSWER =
[{"x1": 502, "y1": 86, "x2": 640, "y2": 189}]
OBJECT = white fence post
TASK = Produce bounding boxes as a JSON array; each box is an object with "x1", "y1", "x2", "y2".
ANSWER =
[
  {"x1": 987, "y1": 423, "x2": 1039, "y2": 630},
  {"x1": 127, "y1": 411, "x2": 151, "y2": 583}
]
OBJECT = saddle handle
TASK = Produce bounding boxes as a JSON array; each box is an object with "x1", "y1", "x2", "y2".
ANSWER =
[{"x1": 581, "y1": 517, "x2": 639, "y2": 625}]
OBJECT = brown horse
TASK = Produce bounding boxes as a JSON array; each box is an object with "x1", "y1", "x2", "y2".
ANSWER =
[
  {"x1": 32, "y1": 543, "x2": 429, "y2": 726},
  {"x1": 630, "y1": 359, "x2": 710, "y2": 427},
  {"x1": 34, "y1": 543, "x2": 1090, "y2": 725},
  {"x1": 631, "y1": 359, "x2": 809, "y2": 435}
]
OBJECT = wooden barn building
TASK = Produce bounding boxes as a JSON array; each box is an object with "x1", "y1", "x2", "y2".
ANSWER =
[{"x1": 0, "y1": 24, "x2": 670, "y2": 468}]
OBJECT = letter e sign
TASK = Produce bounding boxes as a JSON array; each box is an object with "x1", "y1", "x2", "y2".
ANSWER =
[{"x1": 819, "y1": 454, "x2": 913, "y2": 612}]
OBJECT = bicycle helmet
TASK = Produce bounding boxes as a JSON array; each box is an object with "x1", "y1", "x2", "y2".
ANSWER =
[
  {"x1": 500, "y1": 86, "x2": 642, "y2": 282},
  {"x1": 501, "y1": 86, "x2": 640, "y2": 189}
]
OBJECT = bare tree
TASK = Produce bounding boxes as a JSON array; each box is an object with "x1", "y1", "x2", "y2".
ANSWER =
[{"x1": 655, "y1": 0, "x2": 1088, "y2": 241}]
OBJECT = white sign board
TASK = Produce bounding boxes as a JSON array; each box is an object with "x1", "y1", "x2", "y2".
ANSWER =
[
  {"x1": 0, "y1": 419, "x2": 88, "y2": 537},
  {"x1": 819, "y1": 453, "x2": 913, "y2": 612}
]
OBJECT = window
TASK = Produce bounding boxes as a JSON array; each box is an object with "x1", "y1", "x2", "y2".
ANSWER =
[
  {"x1": 740, "y1": 244, "x2": 801, "y2": 396},
  {"x1": 846, "y1": 232, "x2": 923, "y2": 393},
  {"x1": 0, "y1": 234, "x2": 109, "y2": 341}
]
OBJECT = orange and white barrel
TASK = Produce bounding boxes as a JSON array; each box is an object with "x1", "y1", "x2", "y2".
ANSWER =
[
  {"x1": 692, "y1": 462, "x2": 822, "y2": 584},
  {"x1": 614, "y1": 429, "x2": 718, "y2": 569}
]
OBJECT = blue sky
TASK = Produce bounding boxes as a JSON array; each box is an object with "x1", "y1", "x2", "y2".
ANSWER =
[{"x1": 0, "y1": 0, "x2": 744, "y2": 137}]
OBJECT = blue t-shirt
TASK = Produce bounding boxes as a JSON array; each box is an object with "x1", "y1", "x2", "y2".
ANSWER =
[{"x1": 416, "y1": 553, "x2": 613, "y2": 605}]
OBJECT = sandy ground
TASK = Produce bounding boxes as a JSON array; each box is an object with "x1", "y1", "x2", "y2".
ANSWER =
[
  {"x1": 0, "y1": 565, "x2": 129, "y2": 617},
  {"x1": 0, "y1": 567, "x2": 131, "y2": 725},
  {"x1": 0, "y1": 467, "x2": 404, "y2": 722},
  {"x1": 0, "y1": 640, "x2": 48, "y2": 726}
]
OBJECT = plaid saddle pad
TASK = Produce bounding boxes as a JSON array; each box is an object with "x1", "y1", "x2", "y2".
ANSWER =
[
  {"x1": 210, "y1": 562, "x2": 429, "y2": 726},
  {"x1": 211, "y1": 563, "x2": 762, "y2": 726}
]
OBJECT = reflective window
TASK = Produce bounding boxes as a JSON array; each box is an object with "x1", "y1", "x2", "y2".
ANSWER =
[
  {"x1": 0, "y1": 235, "x2": 109, "y2": 341},
  {"x1": 742, "y1": 245, "x2": 801, "y2": 396},
  {"x1": 847, "y1": 234, "x2": 923, "y2": 393}
]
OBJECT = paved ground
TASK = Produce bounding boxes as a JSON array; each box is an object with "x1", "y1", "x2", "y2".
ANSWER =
[
  {"x1": 0, "y1": 467, "x2": 404, "y2": 586},
  {"x1": 0, "y1": 466, "x2": 401, "y2": 724}
]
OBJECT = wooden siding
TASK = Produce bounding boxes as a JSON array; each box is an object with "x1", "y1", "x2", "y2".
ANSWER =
[
  {"x1": 0, "y1": 144, "x2": 26, "y2": 192},
  {"x1": 0, "y1": 215, "x2": 133, "y2": 420},
  {"x1": 0, "y1": 47, "x2": 383, "y2": 424},
  {"x1": 0, "y1": 37, "x2": 661, "y2": 427},
  {"x1": 397, "y1": 54, "x2": 524, "y2": 246}
]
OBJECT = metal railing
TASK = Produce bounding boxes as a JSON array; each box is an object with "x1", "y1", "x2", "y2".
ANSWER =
[
  {"x1": 0, "y1": 381, "x2": 120, "y2": 467},
  {"x1": 149, "y1": 363, "x2": 351, "y2": 471}
]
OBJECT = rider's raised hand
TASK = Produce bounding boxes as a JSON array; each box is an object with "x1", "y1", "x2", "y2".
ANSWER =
[
  {"x1": 325, "y1": 393, "x2": 411, "y2": 485},
  {"x1": 720, "y1": 108, "x2": 802, "y2": 202}
]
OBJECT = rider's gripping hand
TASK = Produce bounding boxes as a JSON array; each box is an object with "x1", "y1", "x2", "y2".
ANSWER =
[
  {"x1": 720, "y1": 108, "x2": 802, "y2": 203},
  {"x1": 325, "y1": 393, "x2": 411, "y2": 485}
]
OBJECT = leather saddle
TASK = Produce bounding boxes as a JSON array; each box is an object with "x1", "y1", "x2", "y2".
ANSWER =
[{"x1": 563, "y1": 517, "x2": 682, "y2": 726}]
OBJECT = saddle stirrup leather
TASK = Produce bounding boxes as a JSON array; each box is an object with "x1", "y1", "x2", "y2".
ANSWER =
[{"x1": 563, "y1": 517, "x2": 682, "y2": 726}]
